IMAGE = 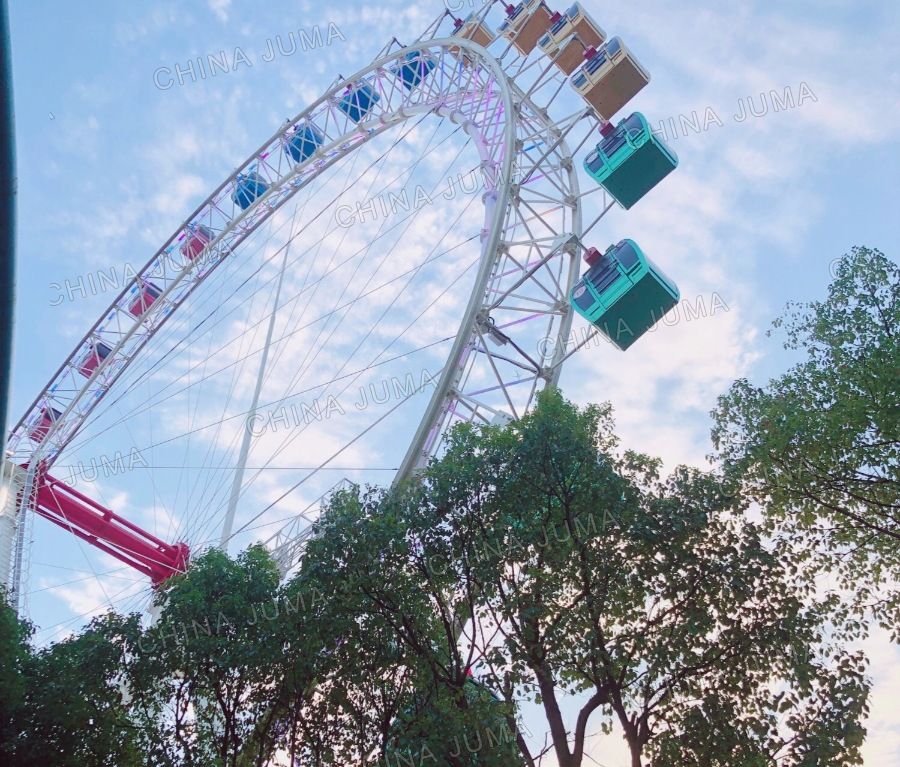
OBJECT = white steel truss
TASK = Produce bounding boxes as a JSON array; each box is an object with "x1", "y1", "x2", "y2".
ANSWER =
[
  {"x1": 263, "y1": 3, "x2": 622, "y2": 576},
  {"x1": 7, "y1": 0, "x2": 619, "y2": 593}
]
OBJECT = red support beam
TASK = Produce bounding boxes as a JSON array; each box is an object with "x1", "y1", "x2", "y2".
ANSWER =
[{"x1": 30, "y1": 468, "x2": 189, "y2": 587}]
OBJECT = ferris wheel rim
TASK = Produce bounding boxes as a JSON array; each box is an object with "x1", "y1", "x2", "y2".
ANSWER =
[
  {"x1": 6, "y1": 30, "x2": 589, "y2": 612},
  {"x1": 6, "y1": 38, "x2": 518, "y2": 472}
]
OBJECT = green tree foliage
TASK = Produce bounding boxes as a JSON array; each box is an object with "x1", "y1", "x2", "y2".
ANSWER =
[
  {"x1": 123, "y1": 545, "x2": 294, "y2": 767},
  {"x1": 314, "y1": 389, "x2": 870, "y2": 767},
  {"x1": 301, "y1": 484, "x2": 526, "y2": 766},
  {"x1": 383, "y1": 678, "x2": 525, "y2": 767},
  {"x1": 10, "y1": 609, "x2": 142, "y2": 767},
  {"x1": 0, "y1": 589, "x2": 32, "y2": 762},
  {"x1": 2, "y1": 381, "x2": 879, "y2": 766},
  {"x1": 266, "y1": 569, "x2": 347, "y2": 766},
  {"x1": 712, "y1": 246, "x2": 900, "y2": 635}
]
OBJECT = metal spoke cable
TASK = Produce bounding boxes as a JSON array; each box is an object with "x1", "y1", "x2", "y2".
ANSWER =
[
  {"x1": 91, "y1": 334, "x2": 457, "y2": 460},
  {"x1": 65, "y1": 114, "x2": 454, "y2": 456},
  {"x1": 181, "y1": 120, "x2": 458, "y2": 528},
  {"x1": 175, "y1": 133, "x2": 412, "y2": 545},
  {"x1": 232, "y1": 193, "x2": 568, "y2": 516},
  {"x1": 32, "y1": 578, "x2": 144, "y2": 644},
  {"x1": 216, "y1": 130, "x2": 477, "y2": 507},
  {"x1": 222, "y1": 367, "x2": 444, "y2": 546},
  {"x1": 201, "y1": 185, "x2": 481, "y2": 522},
  {"x1": 64, "y1": 234, "x2": 477, "y2": 456},
  {"x1": 197, "y1": 207, "x2": 483, "y2": 548},
  {"x1": 27, "y1": 568, "x2": 146, "y2": 596},
  {"x1": 180, "y1": 192, "x2": 316, "y2": 539},
  {"x1": 63, "y1": 171, "x2": 469, "y2": 457}
]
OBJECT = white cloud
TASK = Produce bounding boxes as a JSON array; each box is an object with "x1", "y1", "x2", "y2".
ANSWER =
[{"x1": 208, "y1": 0, "x2": 232, "y2": 24}]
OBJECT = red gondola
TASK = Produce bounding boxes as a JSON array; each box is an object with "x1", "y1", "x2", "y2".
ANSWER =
[
  {"x1": 180, "y1": 224, "x2": 215, "y2": 261},
  {"x1": 76, "y1": 341, "x2": 112, "y2": 377},
  {"x1": 30, "y1": 406, "x2": 63, "y2": 443},
  {"x1": 127, "y1": 281, "x2": 162, "y2": 318}
]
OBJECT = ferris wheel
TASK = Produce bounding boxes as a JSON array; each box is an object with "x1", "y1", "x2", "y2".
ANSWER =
[{"x1": 0, "y1": 0, "x2": 680, "y2": 634}]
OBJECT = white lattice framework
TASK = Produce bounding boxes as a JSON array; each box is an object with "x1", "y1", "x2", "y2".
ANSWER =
[{"x1": 5, "y1": 0, "x2": 620, "y2": 598}]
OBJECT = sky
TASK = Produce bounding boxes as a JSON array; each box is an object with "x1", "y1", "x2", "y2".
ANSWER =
[{"x1": 4, "y1": 0, "x2": 900, "y2": 763}]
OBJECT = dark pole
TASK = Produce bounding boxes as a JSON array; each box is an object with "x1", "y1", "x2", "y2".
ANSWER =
[{"x1": 0, "y1": 0, "x2": 15, "y2": 459}]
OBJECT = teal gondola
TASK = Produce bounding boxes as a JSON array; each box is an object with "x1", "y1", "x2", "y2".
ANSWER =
[
  {"x1": 570, "y1": 239, "x2": 679, "y2": 350},
  {"x1": 338, "y1": 81, "x2": 380, "y2": 123},
  {"x1": 584, "y1": 113, "x2": 677, "y2": 209},
  {"x1": 392, "y1": 50, "x2": 436, "y2": 90}
]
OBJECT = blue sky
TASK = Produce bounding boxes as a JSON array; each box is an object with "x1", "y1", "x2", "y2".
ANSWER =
[{"x1": 6, "y1": 0, "x2": 900, "y2": 762}]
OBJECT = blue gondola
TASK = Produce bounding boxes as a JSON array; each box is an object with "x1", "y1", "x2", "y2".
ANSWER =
[
  {"x1": 570, "y1": 239, "x2": 679, "y2": 351},
  {"x1": 338, "y1": 81, "x2": 380, "y2": 123},
  {"x1": 284, "y1": 124, "x2": 324, "y2": 163},
  {"x1": 392, "y1": 50, "x2": 435, "y2": 90},
  {"x1": 584, "y1": 113, "x2": 678, "y2": 209},
  {"x1": 232, "y1": 171, "x2": 269, "y2": 210}
]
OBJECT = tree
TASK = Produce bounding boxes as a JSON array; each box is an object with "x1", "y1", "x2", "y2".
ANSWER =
[
  {"x1": 4, "y1": 365, "x2": 881, "y2": 766},
  {"x1": 316, "y1": 389, "x2": 870, "y2": 767},
  {"x1": 265, "y1": 562, "x2": 376, "y2": 766},
  {"x1": 14, "y1": 612, "x2": 142, "y2": 767},
  {"x1": 712, "y1": 246, "x2": 900, "y2": 636},
  {"x1": 124, "y1": 545, "x2": 290, "y2": 767},
  {"x1": 301, "y1": 485, "x2": 526, "y2": 766},
  {"x1": 0, "y1": 589, "x2": 32, "y2": 762}
]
